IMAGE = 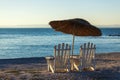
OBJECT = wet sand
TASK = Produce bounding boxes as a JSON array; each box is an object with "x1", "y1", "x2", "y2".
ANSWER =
[{"x1": 0, "y1": 52, "x2": 120, "y2": 80}]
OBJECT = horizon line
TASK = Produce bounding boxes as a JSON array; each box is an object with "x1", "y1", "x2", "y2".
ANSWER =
[{"x1": 0, "y1": 24, "x2": 120, "y2": 28}]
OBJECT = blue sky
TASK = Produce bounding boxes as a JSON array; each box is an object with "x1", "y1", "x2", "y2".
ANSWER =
[{"x1": 0, "y1": 0, "x2": 120, "y2": 28}]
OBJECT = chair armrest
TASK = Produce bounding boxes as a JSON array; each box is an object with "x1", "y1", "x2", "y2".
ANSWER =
[{"x1": 45, "y1": 56, "x2": 54, "y2": 60}]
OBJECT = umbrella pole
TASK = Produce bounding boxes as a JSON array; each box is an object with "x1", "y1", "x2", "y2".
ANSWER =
[{"x1": 72, "y1": 35, "x2": 75, "y2": 57}]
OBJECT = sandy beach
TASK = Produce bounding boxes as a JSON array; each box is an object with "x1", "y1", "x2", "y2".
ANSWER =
[{"x1": 0, "y1": 52, "x2": 120, "y2": 80}]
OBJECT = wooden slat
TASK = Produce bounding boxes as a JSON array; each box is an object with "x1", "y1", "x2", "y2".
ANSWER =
[
  {"x1": 54, "y1": 46, "x2": 56, "y2": 71},
  {"x1": 86, "y1": 42, "x2": 90, "y2": 67},
  {"x1": 61, "y1": 43, "x2": 64, "y2": 67},
  {"x1": 64, "y1": 44, "x2": 67, "y2": 65},
  {"x1": 57, "y1": 44, "x2": 61, "y2": 68}
]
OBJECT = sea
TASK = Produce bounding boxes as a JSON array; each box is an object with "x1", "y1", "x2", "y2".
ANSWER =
[{"x1": 0, "y1": 28, "x2": 120, "y2": 59}]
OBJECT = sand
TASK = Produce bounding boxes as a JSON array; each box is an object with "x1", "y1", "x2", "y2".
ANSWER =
[{"x1": 0, "y1": 52, "x2": 120, "y2": 80}]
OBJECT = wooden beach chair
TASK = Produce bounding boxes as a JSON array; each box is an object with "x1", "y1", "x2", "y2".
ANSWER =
[
  {"x1": 72, "y1": 42, "x2": 96, "y2": 71},
  {"x1": 46, "y1": 43, "x2": 71, "y2": 73}
]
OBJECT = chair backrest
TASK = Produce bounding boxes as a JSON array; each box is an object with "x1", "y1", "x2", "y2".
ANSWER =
[
  {"x1": 54, "y1": 43, "x2": 71, "y2": 71},
  {"x1": 80, "y1": 42, "x2": 96, "y2": 70}
]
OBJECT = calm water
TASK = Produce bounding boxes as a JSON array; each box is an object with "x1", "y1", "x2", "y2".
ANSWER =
[{"x1": 0, "y1": 28, "x2": 120, "y2": 59}]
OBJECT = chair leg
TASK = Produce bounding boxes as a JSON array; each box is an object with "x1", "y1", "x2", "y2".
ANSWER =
[
  {"x1": 49, "y1": 65, "x2": 55, "y2": 73},
  {"x1": 71, "y1": 60, "x2": 76, "y2": 71},
  {"x1": 67, "y1": 60, "x2": 71, "y2": 72},
  {"x1": 48, "y1": 64, "x2": 50, "y2": 71},
  {"x1": 74, "y1": 63, "x2": 79, "y2": 71}
]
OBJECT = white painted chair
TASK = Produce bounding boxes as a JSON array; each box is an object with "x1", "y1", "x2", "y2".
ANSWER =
[
  {"x1": 46, "y1": 43, "x2": 71, "y2": 73},
  {"x1": 72, "y1": 42, "x2": 96, "y2": 71}
]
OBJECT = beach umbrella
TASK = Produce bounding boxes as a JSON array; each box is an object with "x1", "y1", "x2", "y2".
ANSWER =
[{"x1": 49, "y1": 18, "x2": 102, "y2": 56}]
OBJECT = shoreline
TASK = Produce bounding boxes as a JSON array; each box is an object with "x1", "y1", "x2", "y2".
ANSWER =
[
  {"x1": 0, "y1": 57, "x2": 46, "y2": 65},
  {"x1": 0, "y1": 52, "x2": 119, "y2": 59}
]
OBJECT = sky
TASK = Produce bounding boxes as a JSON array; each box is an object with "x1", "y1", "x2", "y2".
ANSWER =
[{"x1": 0, "y1": 0, "x2": 120, "y2": 28}]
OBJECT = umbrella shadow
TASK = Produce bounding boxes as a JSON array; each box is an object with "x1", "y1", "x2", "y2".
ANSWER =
[
  {"x1": 83, "y1": 67, "x2": 120, "y2": 80},
  {"x1": 67, "y1": 66, "x2": 120, "y2": 80}
]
